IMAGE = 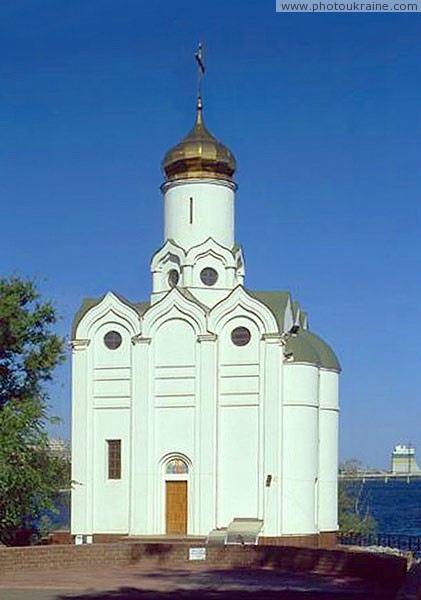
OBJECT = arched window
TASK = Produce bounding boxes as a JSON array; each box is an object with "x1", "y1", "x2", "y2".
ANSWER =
[{"x1": 165, "y1": 458, "x2": 189, "y2": 475}]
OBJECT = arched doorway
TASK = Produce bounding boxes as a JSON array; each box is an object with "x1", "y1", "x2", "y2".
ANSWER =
[{"x1": 164, "y1": 458, "x2": 189, "y2": 534}]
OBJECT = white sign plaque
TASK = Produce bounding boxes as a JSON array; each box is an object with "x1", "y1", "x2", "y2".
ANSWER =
[{"x1": 189, "y1": 547, "x2": 206, "y2": 561}]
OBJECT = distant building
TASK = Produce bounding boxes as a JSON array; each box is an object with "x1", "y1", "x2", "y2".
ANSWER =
[
  {"x1": 71, "y1": 68, "x2": 340, "y2": 545},
  {"x1": 48, "y1": 437, "x2": 71, "y2": 461},
  {"x1": 391, "y1": 445, "x2": 421, "y2": 474}
]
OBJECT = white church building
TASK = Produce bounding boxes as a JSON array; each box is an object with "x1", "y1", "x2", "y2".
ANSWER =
[{"x1": 71, "y1": 92, "x2": 340, "y2": 546}]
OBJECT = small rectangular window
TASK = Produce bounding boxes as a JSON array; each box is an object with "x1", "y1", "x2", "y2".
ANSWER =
[
  {"x1": 107, "y1": 439, "x2": 121, "y2": 479},
  {"x1": 189, "y1": 197, "x2": 193, "y2": 224}
]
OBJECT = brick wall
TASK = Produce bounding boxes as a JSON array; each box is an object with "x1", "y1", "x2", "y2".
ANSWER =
[
  {"x1": 0, "y1": 541, "x2": 408, "y2": 590},
  {"x1": 259, "y1": 534, "x2": 320, "y2": 548},
  {"x1": 0, "y1": 543, "x2": 130, "y2": 573}
]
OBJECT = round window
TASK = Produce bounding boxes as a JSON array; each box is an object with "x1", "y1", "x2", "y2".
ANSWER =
[
  {"x1": 168, "y1": 269, "x2": 179, "y2": 288},
  {"x1": 231, "y1": 326, "x2": 251, "y2": 347},
  {"x1": 104, "y1": 331, "x2": 122, "y2": 350},
  {"x1": 200, "y1": 267, "x2": 218, "y2": 286}
]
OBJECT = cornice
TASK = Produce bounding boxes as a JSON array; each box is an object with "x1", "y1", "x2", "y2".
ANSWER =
[
  {"x1": 131, "y1": 335, "x2": 152, "y2": 345},
  {"x1": 197, "y1": 333, "x2": 217, "y2": 343},
  {"x1": 70, "y1": 339, "x2": 91, "y2": 350}
]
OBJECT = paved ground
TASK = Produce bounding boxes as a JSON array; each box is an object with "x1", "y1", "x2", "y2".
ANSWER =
[{"x1": 0, "y1": 564, "x2": 389, "y2": 600}]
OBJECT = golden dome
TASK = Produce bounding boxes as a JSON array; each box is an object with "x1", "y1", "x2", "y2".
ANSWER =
[{"x1": 162, "y1": 99, "x2": 236, "y2": 182}]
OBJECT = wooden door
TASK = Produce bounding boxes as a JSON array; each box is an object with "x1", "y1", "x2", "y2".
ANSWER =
[{"x1": 166, "y1": 481, "x2": 187, "y2": 534}]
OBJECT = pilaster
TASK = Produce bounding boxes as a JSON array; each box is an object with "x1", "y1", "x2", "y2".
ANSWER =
[
  {"x1": 130, "y1": 336, "x2": 152, "y2": 534},
  {"x1": 71, "y1": 339, "x2": 91, "y2": 536},
  {"x1": 196, "y1": 333, "x2": 218, "y2": 534},
  {"x1": 226, "y1": 266, "x2": 236, "y2": 287},
  {"x1": 261, "y1": 333, "x2": 284, "y2": 536},
  {"x1": 182, "y1": 263, "x2": 194, "y2": 287}
]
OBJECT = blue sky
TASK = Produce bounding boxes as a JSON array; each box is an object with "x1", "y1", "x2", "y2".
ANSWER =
[{"x1": 1, "y1": 1, "x2": 420, "y2": 469}]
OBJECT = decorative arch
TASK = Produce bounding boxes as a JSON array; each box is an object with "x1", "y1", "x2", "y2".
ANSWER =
[
  {"x1": 160, "y1": 452, "x2": 192, "y2": 475},
  {"x1": 142, "y1": 288, "x2": 208, "y2": 338},
  {"x1": 186, "y1": 236, "x2": 236, "y2": 268},
  {"x1": 209, "y1": 286, "x2": 278, "y2": 335},
  {"x1": 75, "y1": 292, "x2": 140, "y2": 340},
  {"x1": 151, "y1": 240, "x2": 186, "y2": 272}
]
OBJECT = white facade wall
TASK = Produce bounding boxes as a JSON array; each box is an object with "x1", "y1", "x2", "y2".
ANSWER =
[
  {"x1": 217, "y1": 317, "x2": 261, "y2": 526},
  {"x1": 92, "y1": 409, "x2": 130, "y2": 532},
  {"x1": 91, "y1": 322, "x2": 132, "y2": 532},
  {"x1": 282, "y1": 364, "x2": 319, "y2": 535},
  {"x1": 163, "y1": 179, "x2": 235, "y2": 249},
  {"x1": 72, "y1": 294, "x2": 339, "y2": 539},
  {"x1": 152, "y1": 319, "x2": 196, "y2": 533},
  {"x1": 318, "y1": 369, "x2": 339, "y2": 532},
  {"x1": 71, "y1": 295, "x2": 139, "y2": 537}
]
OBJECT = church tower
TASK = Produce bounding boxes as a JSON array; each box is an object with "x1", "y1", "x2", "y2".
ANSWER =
[{"x1": 151, "y1": 55, "x2": 244, "y2": 307}]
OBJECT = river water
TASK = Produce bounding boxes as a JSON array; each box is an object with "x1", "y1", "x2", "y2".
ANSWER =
[{"x1": 356, "y1": 478, "x2": 421, "y2": 535}]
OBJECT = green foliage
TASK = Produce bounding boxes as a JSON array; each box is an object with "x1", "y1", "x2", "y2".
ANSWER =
[
  {"x1": 339, "y1": 458, "x2": 364, "y2": 475},
  {"x1": 338, "y1": 480, "x2": 377, "y2": 535},
  {"x1": 0, "y1": 276, "x2": 68, "y2": 545}
]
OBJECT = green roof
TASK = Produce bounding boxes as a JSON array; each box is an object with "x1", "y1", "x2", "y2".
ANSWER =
[
  {"x1": 71, "y1": 294, "x2": 150, "y2": 338},
  {"x1": 304, "y1": 330, "x2": 341, "y2": 371},
  {"x1": 248, "y1": 290, "x2": 291, "y2": 331},
  {"x1": 285, "y1": 330, "x2": 341, "y2": 372},
  {"x1": 285, "y1": 333, "x2": 320, "y2": 366}
]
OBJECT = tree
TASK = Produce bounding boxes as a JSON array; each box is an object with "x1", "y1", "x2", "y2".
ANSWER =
[
  {"x1": 338, "y1": 480, "x2": 377, "y2": 535},
  {"x1": 339, "y1": 458, "x2": 364, "y2": 475},
  {"x1": 0, "y1": 276, "x2": 67, "y2": 545}
]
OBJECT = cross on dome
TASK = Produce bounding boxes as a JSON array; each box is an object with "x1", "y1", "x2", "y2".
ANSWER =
[{"x1": 161, "y1": 44, "x2": 236, "y2": 183}]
